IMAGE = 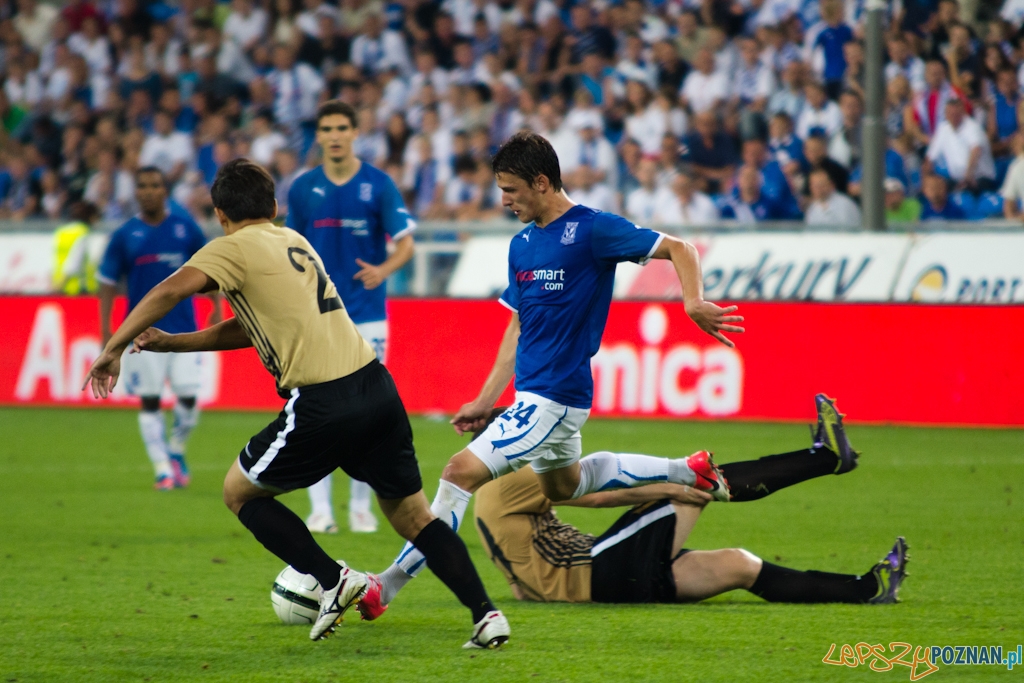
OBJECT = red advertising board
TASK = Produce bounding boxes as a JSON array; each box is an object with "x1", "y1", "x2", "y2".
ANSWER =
[{"x1": 2, "y1": 296, "x2": 1022, "y2": 426}]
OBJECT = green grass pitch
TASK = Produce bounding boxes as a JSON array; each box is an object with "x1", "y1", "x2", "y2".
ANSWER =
[{"x1": 0, "y1": 406, "x2": 1021, "y2": 682}]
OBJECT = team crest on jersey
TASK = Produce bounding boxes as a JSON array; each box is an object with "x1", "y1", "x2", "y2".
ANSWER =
[
  {"x1": 560, "y1": 222, "x2": 578, "y2": 245},
  {"x1": 174, "y1": 223, "x2": 186, "y2": 239},
  {"x1": 360, "y1": 183, "x2": 373, "y2": 201}
]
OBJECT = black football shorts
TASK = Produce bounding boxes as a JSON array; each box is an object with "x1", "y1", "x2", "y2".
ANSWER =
[{"x1": 238, "y1": 360, "x2": 422, "y2": 500}]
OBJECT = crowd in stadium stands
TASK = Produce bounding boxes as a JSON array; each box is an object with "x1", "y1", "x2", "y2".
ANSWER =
[{"x1": 2, "y1": 0, "x2": 1024, "y2": 227}]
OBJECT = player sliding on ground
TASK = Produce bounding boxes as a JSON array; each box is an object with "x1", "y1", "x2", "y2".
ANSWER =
[
  {"x1": 359, "y1": 131, "x2": 744, "y2": 622},
  {"x1": 82, "y1": 160, "x2": 508, "y2": 649},
  {"x1": 472, "y1": 395, "x2": 908, "y2": 606}
]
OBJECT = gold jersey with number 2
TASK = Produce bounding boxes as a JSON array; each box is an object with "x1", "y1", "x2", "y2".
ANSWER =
[{"x1": 184, "y1": 222, "x2": 376, "y2": 392}]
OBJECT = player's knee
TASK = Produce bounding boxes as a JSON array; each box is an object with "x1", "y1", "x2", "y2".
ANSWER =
[
  {"x1": 538, "y1": 477, "x2": 576, "y2": 502},
  {"x1": 140, "y1": 396, "x2": 161, "y2": 412},
  {"x1": 731, "y1": 548, "x2": 763, "y2": 587},
  {"x1": 440, "y1": 452, "x2": 490, "y2": 492}
]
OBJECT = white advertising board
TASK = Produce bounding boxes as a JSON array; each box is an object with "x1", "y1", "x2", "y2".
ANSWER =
[{"x1": 893, "y1": 233, "x2": 1024, "y2": 303}]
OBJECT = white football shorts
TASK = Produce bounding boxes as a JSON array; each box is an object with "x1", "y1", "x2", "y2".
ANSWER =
[
  {"x1": 355, "y1": 320, "x2": 388, "y2": 363},
  {"x1": 468, "y1": 391, "x2": 590, "y2": 478},
  {"x1": 121, "y1": 350, "x2": 202, "y2": 397}
]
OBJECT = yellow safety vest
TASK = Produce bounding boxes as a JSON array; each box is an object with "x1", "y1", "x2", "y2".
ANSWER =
[{"x1": 52, "y1": 222, "x2": 98, "y2": 295}]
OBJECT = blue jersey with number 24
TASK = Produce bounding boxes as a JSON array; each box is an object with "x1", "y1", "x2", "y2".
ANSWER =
[{"x1": 500, "y1": 205, "x2": 662, "y2": 409}]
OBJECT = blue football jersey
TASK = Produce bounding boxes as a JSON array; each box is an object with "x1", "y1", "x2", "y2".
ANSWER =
[
  {"x1": 286, "y1": 163, "x2": 416, "y2": 324},
  {"x1": 97, "y1": 214, "x2": 207, "y2": 334},
  {"x1": 500, "y1": 205, "x2": 663, "y2": 409}
]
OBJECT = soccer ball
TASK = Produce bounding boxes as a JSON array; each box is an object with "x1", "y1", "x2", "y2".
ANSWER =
[{"x1": 271, "y1": 566, "x2": 321, "y2": 625}]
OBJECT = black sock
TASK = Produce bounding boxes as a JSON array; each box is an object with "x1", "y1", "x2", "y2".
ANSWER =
[
  {"x1": 413, "y1": 518, "x2": 495, "y2": 623},
  {"x1": 750, "y1": 561, "x2": 878, "y2": 603},
  {"x1": 237, "y1": 498, "x2": 341, "y2": 589},
  {"x1": 720, "y1": 448, "x2": 838, "y2": 502}
]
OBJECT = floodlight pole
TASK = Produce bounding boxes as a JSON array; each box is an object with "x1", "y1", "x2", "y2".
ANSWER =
[{"x1": 862, "y1": 0, "x2": 887, "y2": 231}]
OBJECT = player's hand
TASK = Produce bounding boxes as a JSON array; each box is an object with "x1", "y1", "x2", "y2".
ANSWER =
[
  {"x1": 451, "y1": 400, "x2": 497, "y2": 436},
  {"x1": 131, "y1": 327, "x2": 174, "y2": 353},
  {"x1": 82, "y1": 348, "x2": 122, "y2": 399},
  {"x1": 665, "y1": 484, "x2": 713, "y2": 507},
  {"x1": 685, "y1": 300, "x2": 745, "y2": 347},
  {"x1": 353, "y1": 259, "x2": 386, "y2": 290}
]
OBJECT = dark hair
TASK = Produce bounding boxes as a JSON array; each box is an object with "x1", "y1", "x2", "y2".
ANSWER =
[
  {"x1": 454, "y1": 154, "x2": 478, "y2": 175},
  {"x1": 316, "y1": 100, "x2": 359, "y2": 128},
  {"x1": 211, "y1": 158, "x2": 276, "y2": 222},
  {"x1": 135, "y1": 166, "x2": 166, "y2": 187},
  {"x1": 492, "y1": 131, "x2": 562, "y2": 191}
]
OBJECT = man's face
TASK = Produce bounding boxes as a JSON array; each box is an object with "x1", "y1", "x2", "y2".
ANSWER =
[
  {"x1": 694, "y1": 112, "x2": 715, "y2": 138},
  {"x1": 135, "y1": 172, "x2": 167, "y2": 213},
  {"x1": 888, "y1": 40, "x2": 907, "y2": 63},
  {"x1": 923, "y1": 175, "x2": 947, "y2": 204},
  {"x1": 739, "y1": 39, "x2": 758, "y2": 66},
  {"x1": 316, "y1": 113, "x2": 358, "y2": 162},
  {"x1": 154, "y1": 112, "x2": 173, "y2": 135},
  {"x1": 742, "y1": 141, "x2": 765, "y2": 168},
  {"x1": 804, "y1": 138, "x2": 826, "y2": 164},
  {"x1": 945, "y1": 101, "x2": 964, "y2": 127},
  {"x1": 925, "y1": 62, "x2": 945, "y2": 89},
  {"x1": 885, "y1": 188, "x2": 904, "y2": 210},
  {"x1": 809, "y1": 172, "x2": 833, "y2": 201},
  {"x1": 840, "y1": 94, "x2": 862, "y2": 124},
  {"x1": 496, "y1": 172, "x2": 545, "y2": 223}
]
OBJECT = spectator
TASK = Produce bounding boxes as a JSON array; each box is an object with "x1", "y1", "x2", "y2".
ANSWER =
[
  {"x1": 272, "y1": 147, "x2": 303, "y2": 219},
  {"x1": 673, "y1": 11, "x2": 708, "y2": 64},
  {"x1": 768, "y1": 60, "x2": 807, "y2": 120},
  {"x1": 768, "y1": 111, "x2": 804, "y2": 172},
  {"x1": 800, "y1": 132, "x2": 849, "y2": 199},
  {"x1": 926, "y1": 96, "x2": 996, "y2": 191},
  {"x1": 443, "y1": 154, "x2": 483, "y2": 220},
  {"x1": 654, "y1": 171, "x2": 719, "y2": 225},
  {"x1": 721, "y1": 164, "x2": 788, "y2": 223},
  {"x1": 805, "y1": 168, "x2": 861, "y2": 226},
  {"x1": 567, "y1": 165, "x2": 619, "y2": 214},
  {"x1": 885, "y1": 74, "x2": 912, "y2": 138},
  {"x1": 884, "y1": 177, "x2": 922, "y2": 222},
  {"x1": 139, "y1": 110, "x2": 195, "y2": 186},
  {"x1": 652, "y1": 39, "x2": 688, "y2": 93},
  {"x1": 350, "y1": 13, "x2": 410, "y2": 77},
  {"x1": 623, "y1": 81, "x2": 685, "y2": 158},
  {"x1": 223, "y1": 0, "x2": 269, "y2": 56},
  {"x1": 68, "y1": 15, "x2": 111, "y2": 76},
  {"x1": 842, "y1": 40, "x2": 865, "y2": 101},
  {"x1": 809, "y1": 0, "x2": 852, "y2": 100},
  {"x1": 563, "y1": 108, "x2": 617, "y2": 185},
  {"x1": 945, "y1": 23, "x2": 981, "y2": 98},
  {"x1": 988, "y1": 67, "x2": 1019, "y2": 159},
  {"x1": 51, "y1": 200, "x2": 100, "y2": 295},
  {"x1": 625, "y1": 158, "x2": 670, "y2": 224},
  {"x1": 14, "y1": 0, "x2": 59, "y2": 54},
  {"x1": 84, "y1": 147, "x2": 134, "y2": 220},
  {"x1": 730, "y1": 35, "x2": 776, "y2": 138},
  {"x1": 1000, "y1": 132, "x2": 1024, "y2": 219},
  {"x1": 0, "y1": 155, "x2": 39, "y2": 220},
  {"x1": 920, "y1": 173, "x2": 968, "y2": 220},
  {"x1": 250, "y1": 110, "x2": 288, "y2": 167},
  {"x1": 796, "y1": 80, "x2": 842, "y2": 140},
  {"x1": 266, "y1": 43, "x2": 325, "y2": 155},
  {"x1": 680, "y1": 110, "x2": 739, "y2": 194},
  {"x1": 828, "y1": 90, "x2": 864, "y2": 169},
  {"x1": 885, "y1": 35, "x2": 926, "y2": 93},
  {"x1": 906, "y1": 59, "x2": 959, "y2": 146},
  {"x1": 679, "y1": 48, "x2": 728, "y2": 115},
  {"x1": 742, "y1": 138, "x2": 802, "y2": 219}
]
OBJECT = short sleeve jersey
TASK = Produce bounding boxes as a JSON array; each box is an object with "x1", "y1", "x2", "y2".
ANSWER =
[
  {"x1": 184, "y1": 223, "x2": 376, "y2": 392},
  {"x1": 474, "y1": 467, "x2": 593, "y2": 603},
  {"x1": 286, "y1": 163, "x2": 417, "y2": 324},
  {"x1": 500, "y1": 205, "x2": 663, "y2": 409},
  {"x1": 97, "y1": 214, "x2": 207, "y2": 333}
]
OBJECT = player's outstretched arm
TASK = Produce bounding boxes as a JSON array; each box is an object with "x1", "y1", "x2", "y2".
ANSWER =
[
  {"x1": 83, "y1": 266, "x2": 217, "y2": 398},
  {"x1": 560, "y1": 483, "x2": 712, "y2": 509},
  {"x1": 650, "y1": 236, "x2": 745, "y2": 347},
  {"x1": 133, "y1": 317, "x2": 253, "y2": 354},
  {"x1": 451, "y1": 313, "x2": 520, "y2": 436}
]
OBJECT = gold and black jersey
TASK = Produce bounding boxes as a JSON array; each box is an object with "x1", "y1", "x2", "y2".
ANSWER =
[
  {"x1": 184, "y1": 222, "x2": 376, "y2": 391},
  {"x1": 474, "y1": 467, "x2": 593, "y2": 602}
]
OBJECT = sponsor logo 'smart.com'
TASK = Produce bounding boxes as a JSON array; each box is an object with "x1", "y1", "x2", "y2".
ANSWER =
[{"x1": 592, "y1": 305, "x2": 742, "y2": 417}]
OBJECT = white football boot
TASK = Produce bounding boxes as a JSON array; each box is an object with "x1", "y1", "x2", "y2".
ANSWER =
[
  {"x1": 462, "y1": 610, "x2": 510, "y2": 649},
  {"x1": 348, "y1": 510, "x2": 379, "y2": 533},
  {"x1": 310, "y1": 561, "x2": 369, "y2": 641},
  {"x1": 305, "y1": 513, "x2": 339, "y2": 534}
]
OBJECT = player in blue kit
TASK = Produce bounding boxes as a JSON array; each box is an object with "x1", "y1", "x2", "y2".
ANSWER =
[
  {"x1": 97, "y1": 167, "x2": 219, "y2": 490},
  {"x1": 287, "y1": 101, "x2": 417, "y2": 534},
  {"x1": 357, "y1": 131, "x2": 744, "y2": 627}
]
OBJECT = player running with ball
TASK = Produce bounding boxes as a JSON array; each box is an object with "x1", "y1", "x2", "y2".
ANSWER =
[
  {"x1": 83, "y1": 160, "x2": 507, "y2": 649},
  {"x1": 360, "y1": 131, "x2": 744, "y2": 631}
]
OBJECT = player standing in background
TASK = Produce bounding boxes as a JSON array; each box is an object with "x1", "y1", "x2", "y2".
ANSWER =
[
  {"x1": 359, "y1": 131, "x2": 744, "y2": 617},
  {"x1": 97, "y1": 167, "x2": 218, "y2": 490},
  {"x1": 287, "y1": 101, "x2": 416, "y2": 535},
  {"x1": 83, "y1": 159, "x2": 509, "y2": 649}
]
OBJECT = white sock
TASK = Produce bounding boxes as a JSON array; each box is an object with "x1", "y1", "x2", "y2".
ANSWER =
[
  {"x1": 138, "y1": 411, "x2": 172, "y2": 478},
  {"x1": 383, "y1": 480, "x2": 473, "y2": 602},
  {"x1": 168, "y1": 401, "x2": 198, "y2": 456},
  {"x1": 349, "y1": 479, "x2": 373, "y2": 515},
  {"x1": 573, "y1": 451, "x2": 695, "y2": 498},
  {"x1": 307, "y1": 475, "x2": 334, "y2": 519}
]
